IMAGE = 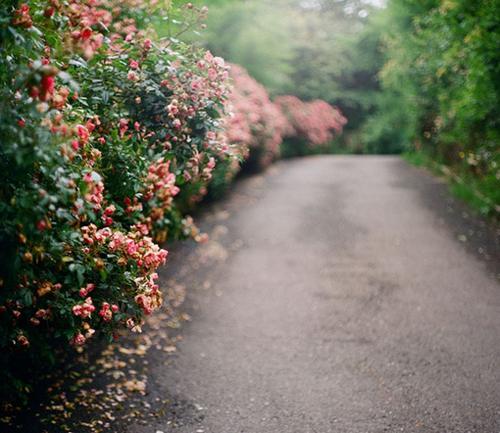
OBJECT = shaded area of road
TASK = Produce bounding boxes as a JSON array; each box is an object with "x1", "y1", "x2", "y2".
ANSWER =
[{"x1": 130, "y1": 155, "x2": 500, "y2": 433}]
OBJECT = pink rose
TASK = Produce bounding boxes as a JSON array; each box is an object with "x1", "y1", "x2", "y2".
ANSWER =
[{"x1": 72, "y1": 333, "x2": 86, "y2": 346}]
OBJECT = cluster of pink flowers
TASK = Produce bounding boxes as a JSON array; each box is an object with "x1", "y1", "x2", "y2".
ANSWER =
[
  {"x1": 274, "y1": 95, "x2": 347, "y2": 146},
  {"x1": 61, "y1": 0, "x2": 152, "y2": 60},
  {"x1": 223, "y1": 65, "x2": 347, "y2": 169},
  {"x1": 81, "y1": 223, "x2": 168, "y2": 273},
  {"x1": 225, "y1": 65, "x2": 288, "y2": 167},
  {"x1": 142, "y1": 158, "x2": 180, "y2": 229},
  {"x1": 82, "y1": 171, "x2": 105, "y2": 211},
  {"x1": 151, "y1": 51, "x2": 232, "y2": 187},
  {"x1": 72, "y1": 297, "x2": 95, "y2": 319},
  {"x1": 79, "y1": 283, "x2": 95, "y2": 298},
  {"x1": 98, "y1": 302, "x2": 119, "y2": 322},
  {"x1": 68, "y1": 221, "x2": 168, "y2": 343},
  {"x1": 134, "y1": 273, "x2": 162, "y2": 315}
]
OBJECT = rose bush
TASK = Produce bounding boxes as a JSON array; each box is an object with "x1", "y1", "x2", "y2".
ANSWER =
[
  {"x1": 275, "y1": 95, "x2": 347, "y2": 157},
  {"x1": 225, "y1": 64, "x2": 288, "y2": 170},
  {"x1": 0, "y1": 0, "x2": 234, "y2": 397},
  {"x1": 206, "y1": 64, "x2": 287, "y2": 197}
]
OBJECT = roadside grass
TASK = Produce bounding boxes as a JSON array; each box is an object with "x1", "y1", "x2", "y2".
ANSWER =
[{"x1": 403, "y1": 151, "x2": 499, "y2": 221}]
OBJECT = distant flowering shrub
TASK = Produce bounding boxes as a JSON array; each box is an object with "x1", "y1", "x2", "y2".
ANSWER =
[
  {"x1": 275, "y1": 95, "x2": 347, "y2": 153},
  {"x1": 225, "y1": 64, "x2": 288, "y2": 170},
  {"x1": 0, "y1": 0, "x2": 234, "y2": 395},
  {"x1": 222, "y1": 70, "x2": 346, "y2": 167}
]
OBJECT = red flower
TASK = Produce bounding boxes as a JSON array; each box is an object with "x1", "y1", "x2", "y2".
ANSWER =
[
  {"x1": 71, "y1": 333, "x2": 86, "y2": 346},
  {"x1": 76, "y1": 124, "x2": 90, "y2": 143},
  {"x1": 44, "y1": 7, "x2": 55, "y2": 18},
  {"x1": 17, "y1": 335, "x2": 30, "y2": 347},
  {"x1": 36, "y1": 219, "x2": 47, "y2": 231},
  {"x1": 40, "y1": 75, "x2": 55, "y2": 101},
  {"x1": 80, "y1": 27, "x2": 92, "y2": 41},
  {"x1": 29, "y1": 86, "x2": 40, "y2": 99},
  {"x1": 12, "y1": 4, "x2": 33, "y2": 28},
  {"x1": 104, "y1": 205, "x2": 116, "y2": 216},
  {"x1": 86, "y1": 120, "x2": 96, "y2": 132}
]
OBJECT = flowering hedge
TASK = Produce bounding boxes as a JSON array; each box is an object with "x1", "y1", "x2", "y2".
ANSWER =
[
  {"x1": 205, "y1": 64, "x2": 287, "y2": 198},
  {"x1": 275, "y1": 95, "x2": 347, "y2": 156},
  {"x1": 0, "y1": 0, "x2": 236, "y2": 395},
  {"x1": 225, "y1": 64, "x2": 288, "y2": 170}
]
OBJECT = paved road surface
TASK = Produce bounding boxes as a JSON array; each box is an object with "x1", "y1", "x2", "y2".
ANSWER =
[{"x1": 130, "y1": 156, "x2": 500, "y2": 433}]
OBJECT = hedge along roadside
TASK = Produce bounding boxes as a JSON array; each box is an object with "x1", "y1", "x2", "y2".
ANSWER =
[
  {"x1": 205, "y1": 64, "x2": 288, "y2": 199},
  {"x1": 0, "y1": 0, "x2": 236, "y2": 397},
  {"x1": 275, "y1": 95, "x2": 347, "y2": 157}
]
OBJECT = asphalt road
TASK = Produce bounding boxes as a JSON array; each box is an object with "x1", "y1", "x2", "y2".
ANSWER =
[{"x1": 130, "y1": 156, "x2": 500, "y2": 433}]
